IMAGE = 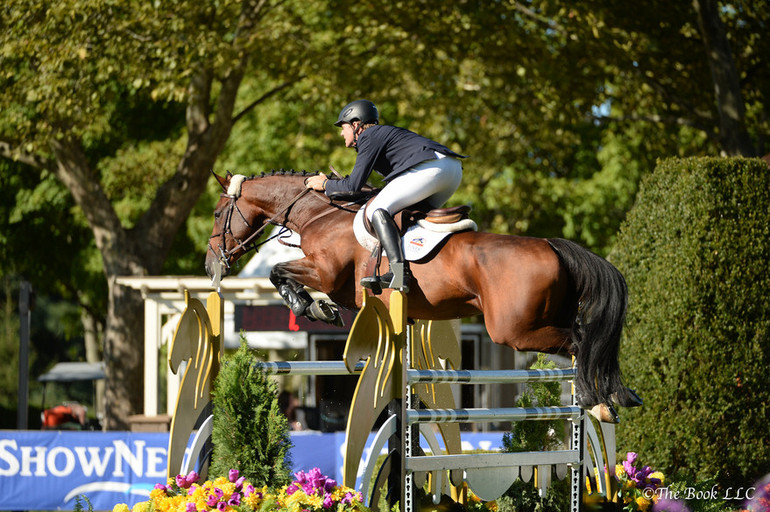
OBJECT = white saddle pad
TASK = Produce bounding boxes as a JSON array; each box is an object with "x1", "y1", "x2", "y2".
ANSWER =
[{"x1": 353, "y1": 208, "x2": 477, "y2": 261}]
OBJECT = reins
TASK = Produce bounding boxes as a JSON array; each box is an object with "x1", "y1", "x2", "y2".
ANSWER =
[
  {"x1": 209, "y1": 175, "x2": 363, "y2": 271},
  {"x1": 209, "y1": 186, "x2": 312, "y2": 270}
]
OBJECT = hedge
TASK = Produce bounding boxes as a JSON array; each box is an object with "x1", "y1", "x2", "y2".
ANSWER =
[{"x1": 611, "y1": 157, "x2": 770, "y2": 489}]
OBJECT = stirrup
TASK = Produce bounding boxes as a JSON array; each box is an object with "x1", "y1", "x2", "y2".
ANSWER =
[
  {"x1": 360, "y1": 263, "x2": 411, "y2": 294},
  {"x1": 360, "y1": 274, "x2": 385, "y2": 295}
]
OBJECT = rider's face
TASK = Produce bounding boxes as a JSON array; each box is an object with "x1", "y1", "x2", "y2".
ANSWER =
[{"x1": 340, "y1": 122, "x2": 359, "y2": 148}]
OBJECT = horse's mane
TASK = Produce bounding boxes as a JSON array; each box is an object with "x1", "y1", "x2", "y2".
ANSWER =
[
  {"x1": 243, "y1": 169, "x2": 321, "y2": 180},
  {"x1": 231, "y1": 168, "x2": 374, "y2": 204}
]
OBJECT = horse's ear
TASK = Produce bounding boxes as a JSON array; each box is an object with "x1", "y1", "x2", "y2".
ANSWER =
[{"x1": 212, "y1": 171, "x2": 229, "y2": 193}]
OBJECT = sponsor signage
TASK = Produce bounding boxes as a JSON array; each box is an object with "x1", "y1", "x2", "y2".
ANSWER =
[
  {"x1": 0, "y1": 430, "x2": 167, "y2": 510},
  {"x1": 0, "y1": 430, "x2": 504, "y2": 510}
]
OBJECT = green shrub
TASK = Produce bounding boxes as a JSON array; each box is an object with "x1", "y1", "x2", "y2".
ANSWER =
[
  {"x1": 498, "y1": 354, "x2": 569, "y2": 512},
  {"x1": 611, "y1": 157, "x2": 770, "y2": 490},
  {"x1": 502, "y1": 354, "x2": 565, "y2": 454},
  {"x1": 210, "y1": 340, "x2": 292, "y2": 487}
]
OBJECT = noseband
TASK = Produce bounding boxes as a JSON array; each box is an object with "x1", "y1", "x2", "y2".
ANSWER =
[{"x1": 208, "y1": 186, "x2": 312, "y2": 272}]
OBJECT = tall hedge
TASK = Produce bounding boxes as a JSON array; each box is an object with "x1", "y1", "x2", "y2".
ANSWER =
[
  {"x1": 611, "y1": 157, "x2": 770, "y2": 489},
  {"x1": 210, "y1": 341, "x2": 292, "y2": 487}
]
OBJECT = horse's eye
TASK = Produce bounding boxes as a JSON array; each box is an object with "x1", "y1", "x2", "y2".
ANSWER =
[{"x1": 214, "y1": 211, "x2": 221, "y2": 219}]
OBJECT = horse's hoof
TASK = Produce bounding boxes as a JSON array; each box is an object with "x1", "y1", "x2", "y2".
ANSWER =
[
  {"x1": 611, "y1": 388, "x2": 643, "y2": 408},
  {"x1": 308, "y1": 300, "x2": 344, "y2": 327},
  {"x1": 588, "y1": 403, "x2": 619, "y2": 424}
]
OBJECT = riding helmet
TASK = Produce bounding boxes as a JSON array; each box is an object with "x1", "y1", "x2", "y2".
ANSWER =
[{"x1": 334, "y1": 100, "x2": 379, "y2": 127}]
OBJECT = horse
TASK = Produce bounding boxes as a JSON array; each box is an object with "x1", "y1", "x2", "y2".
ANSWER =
[{"x1": 204, "y1": 170, "x2": 641, "y2": 421}]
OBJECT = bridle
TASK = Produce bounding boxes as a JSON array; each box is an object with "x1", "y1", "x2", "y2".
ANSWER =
[{"x1": 208, "y1": 186, "x2": 313, "y2": 274}]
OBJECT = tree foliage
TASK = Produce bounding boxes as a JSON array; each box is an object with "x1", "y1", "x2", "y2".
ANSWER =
[
  {"x1": 1, "y1": 0, "x2": 768, "y2": 428},
  {"x1": 611, "y1": 157, "x2": 770, "y2": 488}
]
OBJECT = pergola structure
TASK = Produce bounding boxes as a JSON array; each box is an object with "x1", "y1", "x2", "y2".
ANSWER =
[{"x1": 115, "y1": 275, "x2": 323, "y2": 417}]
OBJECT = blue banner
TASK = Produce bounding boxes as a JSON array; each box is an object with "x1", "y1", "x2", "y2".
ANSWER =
[{"x1": 0, "y1": 430, "x2": 505, "y2": 510}]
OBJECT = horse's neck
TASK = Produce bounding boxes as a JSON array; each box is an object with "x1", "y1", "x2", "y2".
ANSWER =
[{"x1": 244, "y1": 177, "x2": 351, "y2": 233}]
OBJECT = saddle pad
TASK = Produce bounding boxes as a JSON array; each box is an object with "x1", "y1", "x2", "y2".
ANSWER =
[{"x1": 353, "y1": 208, "x2": 476, "y2": 262}]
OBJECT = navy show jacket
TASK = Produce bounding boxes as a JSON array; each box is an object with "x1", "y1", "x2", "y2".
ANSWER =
[{"x1": 324, "y1": 125, "x2": 465, "y2": 195}]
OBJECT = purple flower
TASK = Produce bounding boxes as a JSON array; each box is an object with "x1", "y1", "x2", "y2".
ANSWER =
[
  {"x1": 229, "y1": 469, "x2": 239, "y2": 483},
  {"x1": 154, "y1": 483, "x2": 169, "y2": 492},
  {"x1": 217, "y1": 502, "x2": 227, "y2": 512},
  {"x1": 654, "y1": 499, "x2": 690, "y2": 512},
  {"x1": 229, "y1": 492, "x2": 241, "y2": 506},
  {"x1": 324, "y1": 478, "x2": 337, "y2": 493},
  {"x1": 623, "y1": 460, "x2": 636, "y2": 479},
  {"x1": 175, "y1": 471, "x2": 198, "y2": 489},
  {"x1": 243, "y1": 484, "x2": 255, "y2": 497},
  {"x1": 206, "y1": 494, "x2": 220, "y2": 507},
  {"x1": 626, "y1": 452, "x2": 638, "y2": 465},
  {"x1": 235, "y1": 476, "x2": 246, "y2": 490},
  {"x1": 342, "y1": 492, "x2": 361, "y2": 505},
  {"x1": 323, "y1": 495, "x2": 334, "y2": 508},
  {"x1": 286, "y1": 484, "x2": 299, "y2": 495},
  {"x1": 186, "y1": 503, "x2": 197, "y2": 512}
]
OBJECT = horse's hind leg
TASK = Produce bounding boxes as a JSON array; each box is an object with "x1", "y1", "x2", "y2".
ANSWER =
[{"x1": 269, "y1": 263, "x2": 343, "y2": 326}]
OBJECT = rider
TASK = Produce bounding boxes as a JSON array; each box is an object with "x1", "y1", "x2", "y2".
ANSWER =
[{"x1": 306, "y1": 99, "x2": 465, "y2": 293}]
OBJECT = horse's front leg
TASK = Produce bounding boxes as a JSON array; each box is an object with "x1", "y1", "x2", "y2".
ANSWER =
[{"x1": 269, "y1": 260, "x2": 344, "y2": 327}]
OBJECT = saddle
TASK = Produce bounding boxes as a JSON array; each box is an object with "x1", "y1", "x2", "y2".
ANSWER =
[
  {"x1": 363, "y1": 198, "x2": 472, "y2": 236},
  {"x1": 328, "y1": 187, "x2": 472, "y2": 235}
]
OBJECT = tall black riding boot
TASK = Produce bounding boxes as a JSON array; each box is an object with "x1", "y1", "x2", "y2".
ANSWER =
[{"x1": 361, "y1": 209, "x2": 411, "y2": 293}]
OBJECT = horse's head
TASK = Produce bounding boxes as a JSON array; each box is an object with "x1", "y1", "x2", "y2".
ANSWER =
[{"x1": 205, "y1": 172, "x2": 270, "y2": 279}]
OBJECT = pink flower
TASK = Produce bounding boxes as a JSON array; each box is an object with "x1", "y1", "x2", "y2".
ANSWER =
[
  {"x1": 175, "y1": 471, "x2": 199, "y2": 489},
  {"x1": 229, "y1": 469, "x2": 239, "y2": 483}
]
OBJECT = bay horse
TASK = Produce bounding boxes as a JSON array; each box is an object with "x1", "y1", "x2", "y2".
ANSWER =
[{"x1": 204, "y1": 170, "x2": 641, "y2": 421}]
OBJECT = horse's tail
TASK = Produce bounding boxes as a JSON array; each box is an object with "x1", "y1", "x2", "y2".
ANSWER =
[{"x1": 547, "y1": 238, "x2": 639, "y2": 409}]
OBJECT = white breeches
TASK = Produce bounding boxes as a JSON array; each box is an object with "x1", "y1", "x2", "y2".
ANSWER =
[{"x1": 366, "y1": 152, "x2": 463, "y2": 221}]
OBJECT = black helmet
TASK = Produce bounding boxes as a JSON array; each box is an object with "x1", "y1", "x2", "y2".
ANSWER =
[{"x1": 334, "y1": 100, "x2": 379, "y2": 127}]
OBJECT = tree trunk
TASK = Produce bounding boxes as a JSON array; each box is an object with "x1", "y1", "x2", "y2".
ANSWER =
[
  {"x1": 102, "y1": 280, "x2": 145, "y2": 430},
  {"x1": 692, "y1": 0, "x2": 756, "y2": 156}
]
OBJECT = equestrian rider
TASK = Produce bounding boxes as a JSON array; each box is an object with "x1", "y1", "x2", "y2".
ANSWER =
[{"x1": 306, "y1": 99, "x2": 465, "y2": 293}]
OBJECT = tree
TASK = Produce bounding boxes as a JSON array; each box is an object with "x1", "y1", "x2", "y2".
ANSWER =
[
  {"x1": 0, "y1": 0, "x2": 323, "y2": 428},
  {"x1": 2, "y1": 0, "x2": 768, "y2": 428}
]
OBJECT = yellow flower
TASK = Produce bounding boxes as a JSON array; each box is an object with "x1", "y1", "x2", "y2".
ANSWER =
[
  {"x1": 113, "y1": 505, "x2": 130, "y2": 512},
  {"x1": 486, "y1": 500, "x2": 498, "y2": 511},
  {"x1": 636, "y1": 496, "x2": 651, "y2": 511},
  {"x1": 615, "y1": 464, "x2": 626, "y2": 479},
  {"x1": 132, "y1": 502, "x2": 151, "y2": 512},
  {"x1": 650, "y1": 471, "x2": 665, "y2": 486}
]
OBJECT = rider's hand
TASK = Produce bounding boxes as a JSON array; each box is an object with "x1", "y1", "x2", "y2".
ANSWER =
[{"x1": 306, "y1": 174, "x2": 328, "y2": 191}]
